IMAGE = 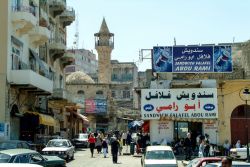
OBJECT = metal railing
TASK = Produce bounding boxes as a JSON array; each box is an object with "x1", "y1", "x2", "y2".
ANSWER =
[
  {"x1": 95, "y1": 41, "x2": 114, "y2": 48},
  {"x1": 49, "y1": 36, "x2": 66, "y2": 45},
  {"x1": 12, "y1": 6, "x2": 36, "y2": 17},
  {"x1": 60, "y1": 6, "x2": 75, "y2": 18},
  {"x1": 13, "y1": 61, "x2": 53, "y2": 81}
]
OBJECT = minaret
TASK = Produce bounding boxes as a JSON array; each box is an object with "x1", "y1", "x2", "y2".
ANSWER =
[{"x1": 94, "y1": 18, "x2": 114, "y2": 84}]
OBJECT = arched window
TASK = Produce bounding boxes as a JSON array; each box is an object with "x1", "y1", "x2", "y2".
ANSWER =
[
  {"x1": 77, "y1": 90, "x2": 85, "y2": 95},
  {"x1": 96, "y1": 90, "x2": 103, "y2": 95}
]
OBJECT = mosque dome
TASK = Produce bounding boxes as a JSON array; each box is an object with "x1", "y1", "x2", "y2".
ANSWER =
[{"x1": 66, "y1": 71, "x2": 95, "y2": 84}]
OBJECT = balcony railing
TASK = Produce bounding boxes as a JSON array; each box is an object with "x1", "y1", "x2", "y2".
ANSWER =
[
  {"x1": 13, "y1": 61, "x2": 53, "y2": 81},
  {"x1": 49, "y1": 36, "x2": 66, "y2": 46},
  {"x1": 95, "y1": 40, "x2": 114, "y2": 48},
  {"x1": 12, "y1": 6, "x2": 36, "y2": 17}
]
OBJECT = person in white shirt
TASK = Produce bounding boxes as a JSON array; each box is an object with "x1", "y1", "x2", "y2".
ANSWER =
[
  {"x1": 121, "y1": 132, "x2": 127, "y2": 146},
  {"x1": 235, "y1": 140, "x2": 241, "y2": 148}
]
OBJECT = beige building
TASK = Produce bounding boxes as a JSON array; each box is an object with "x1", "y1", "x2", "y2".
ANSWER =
[
  {"x1": 0, "y1": 0, "x2": 81, "y2": 141},
  {"x1": 137, "y1": 42, "x2": 250, "y2": 147}
]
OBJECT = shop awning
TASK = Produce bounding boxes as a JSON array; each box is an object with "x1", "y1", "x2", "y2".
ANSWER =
[
  {"x1": 23, "y1": 111, "x2": 56, "y2": 126},
  {"x1": 39, "y1": 113, "x2": 56, "y2": 126}
]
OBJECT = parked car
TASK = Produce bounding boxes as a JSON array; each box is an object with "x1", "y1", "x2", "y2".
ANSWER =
[
  {"x1": 0, "y1": 140, "x2": 31, "y2": 151},
  {"x1": 42, "y1": 139, "x2": 74, "y2": 161},
  {"x1": 1, "y1": 163, "x2": 43, "y2": 167},
  {"x1": 71, "y1": 133, "x2": 89, "y2": 148},
  {"x1": 0, "y1": 149, "x2": 66, "y2": 167},
  {"x1": 230, "y1": 147, "x2": 248, "y2": 160},
  {"x1": 186, "y1": 157, "x2": 222, "y2": 167},
  {"x1": 141, "y1": 145, "x2": 177, "y2": 167},
  {"x1": 205, "y1": 161, "x2": 250, "y2": 167}
]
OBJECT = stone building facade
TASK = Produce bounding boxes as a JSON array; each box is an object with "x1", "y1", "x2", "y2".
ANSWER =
[
  {"x1": 64, "y1": 49, "x2": 98, "y2": 75},
  {"x1": 0, "y1": 0, "x2": 81, "y2": 141}
]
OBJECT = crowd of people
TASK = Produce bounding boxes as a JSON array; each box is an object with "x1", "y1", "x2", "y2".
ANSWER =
[{"x1": 86, "y1": 131, "x2": 141, "y2": 164}]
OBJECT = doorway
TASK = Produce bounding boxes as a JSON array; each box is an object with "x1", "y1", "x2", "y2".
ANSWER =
[
  {"x1": 174, "y1": 121, "x2": 202, "y2": 142},
  {"x1": 231, "y1": 105, "x2": 250, "y2": 145}
]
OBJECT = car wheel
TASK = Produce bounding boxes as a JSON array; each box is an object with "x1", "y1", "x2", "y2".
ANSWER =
[
  {"x1": 71, "y1": 152, "x2": 74, "y2": 160},
  {"x1": 66, "y1": 155, "x2": 70, "y2": 162}
]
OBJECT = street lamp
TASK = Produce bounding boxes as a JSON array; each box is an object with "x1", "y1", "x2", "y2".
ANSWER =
[{"x1": 239, "y1": 87, "x2": 250, "y2": 162}]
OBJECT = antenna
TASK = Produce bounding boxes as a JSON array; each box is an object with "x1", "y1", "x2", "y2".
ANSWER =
[
  {"x1": 73, "y1": 12, "x2": 79, "y2": 49},
  {"x1": 174, "y1": 37, "x2": 176, "y2": 46}
]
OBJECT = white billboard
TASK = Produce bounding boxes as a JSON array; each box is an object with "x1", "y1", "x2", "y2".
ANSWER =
[{"x1": 141, "y1": 88, "x2": 218, "y2": 120}]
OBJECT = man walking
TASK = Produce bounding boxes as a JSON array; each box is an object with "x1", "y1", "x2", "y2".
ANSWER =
[
  {"x1": 111, "y1": 137, "x2": 120, "y2": 164},
  {"x1": 184, "y1": 133, "x2": 192, "y2": 160}
]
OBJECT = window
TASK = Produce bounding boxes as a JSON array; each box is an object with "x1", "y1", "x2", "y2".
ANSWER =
[
  {"x1": 123, "y1": 90, "x2": 130, "y2": 99},
  {"x1": 96, "y1": 90, "x2": 103, "y2": 95},
  {"x1": 77, "y1": 90, "x2": 85, "y2": 95},
  {"x1": 112, "y1": 91, "x2": 116, "y2": 98},
  {"x1": 14, "y1": 154, "x2": 30, "y2": 163}
]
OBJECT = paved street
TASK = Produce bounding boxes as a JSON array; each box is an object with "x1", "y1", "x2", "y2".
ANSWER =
[{"x1": 67, "y1": 148, "x2": 185, "y2": 167}]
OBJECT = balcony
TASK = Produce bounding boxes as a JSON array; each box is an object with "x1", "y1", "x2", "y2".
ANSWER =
[
  {"x1": 51, "y1": 88, "x2": 74, "y2": 102},
  {"x1": 9, "y1": 62, "x2": 53, "y2": 94},
  {"x1": 29, "y1": 26, "x2": 50, "y2": 47},
  {"x1": 39, "y1": 8, "x2": 49, "y2": 27},
  {"x1": 49, "y1": 36, "x2": 66, "y2": 61},
  {"x1": 60, "y1": 52, "x2": 75, "y2": 68},
  {"x1": 11, "y1": 6, "x2": 37, "y2": 35},
  {"x1": 95, "y1": 40, "x2": 114, "y2": 49},
  {"x1": 59, "y1": 7, "x2": 75, "y2": 28},
  {"x1": 49, "y1": 0, "x2": 66, "y2": 17}
]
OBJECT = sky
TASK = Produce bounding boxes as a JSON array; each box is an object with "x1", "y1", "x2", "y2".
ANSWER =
[{"x1": 66, "y1": 0, "x2": 250, "y2": 71}]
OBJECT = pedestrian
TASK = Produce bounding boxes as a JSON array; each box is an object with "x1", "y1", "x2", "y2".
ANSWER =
[
  {"x1": 221, "y1": 156, "x2": 232, "y2": 167},
  {"x1": 121, "y1": 131, "x2": 127, "y2": 146},
  {"x1": 102, "y1": 138, "x2": 108, "y2": 158},
  {"x1": 95, "y1": 135, "x2": 102, "y2": 154},
  {"x1": 184, "y1": 133, "x2": 192, "y2": 160},
  {"x1": 111, "y1": 137, "x2": 120, "y2": 164},
  {"x1": 204, "y1": 140, "x2": 210, "y2": 157},
  {"x1": 223, "y1": 140, "x2": 231, "y2": 156},
  {"x1": 118, "y1": 138, "x2": 123, "y2": 156},
  {"x1": 198, "y1": 139, "x2": 205, "y2": 158},
  {"x1": 235, "y1": 140, "x2": 241, "y2": 148},
  {"x1": 126, "y1": 131, "x2": 132, "y2": 145},
  {"x1": 88, "y1": 134, "x2": 96, "y2": 158}
]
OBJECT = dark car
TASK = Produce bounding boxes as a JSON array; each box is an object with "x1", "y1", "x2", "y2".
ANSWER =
[
  {"x1": 0, "y1": 149, "x2": 66, "y2": 167},
  {"x1": 0, "y1": 140, "x2": 31, "y2": 151},
  {"x1": 71, "y1": 133, "x2": 89, "y2": 148}
]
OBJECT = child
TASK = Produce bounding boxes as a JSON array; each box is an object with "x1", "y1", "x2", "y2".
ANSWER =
[{"x1": 118, "y1": 139, "x2": 123, "y2": 156}]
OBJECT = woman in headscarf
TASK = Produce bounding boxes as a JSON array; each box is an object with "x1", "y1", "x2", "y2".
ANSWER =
[{"x1": 95, "y1": 135, "x2": 103, "y2": 154}]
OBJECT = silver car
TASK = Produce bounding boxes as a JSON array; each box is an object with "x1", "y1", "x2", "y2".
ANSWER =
[{"x1": 42, "y1": 139, "x2": 75, "y2": 161}]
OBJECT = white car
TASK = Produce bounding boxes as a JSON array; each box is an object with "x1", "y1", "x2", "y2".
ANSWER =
[
  {"x1": 42, "y1": 139, "x2": 75, "y2": 161},
  {"x1": 72, "y1": 133, "x2": 89, "y2": 148},
  {"x1": 230, "y1": 147, "x2": 248, "y2": 160},
  {"x1": 141, "y1": 145, "x2": 177, "y2": 167}
]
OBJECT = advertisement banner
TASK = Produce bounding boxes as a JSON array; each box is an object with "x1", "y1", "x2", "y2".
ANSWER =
[
  {"x1": 152, "y1": 45, "x2": 232, "y2": 73},
  {"x1": 85, "y1": 99, "x2": 107, "y2": 113},
  {"x1": 141, "y1": 88, "x2": 218, "y2": 120}
]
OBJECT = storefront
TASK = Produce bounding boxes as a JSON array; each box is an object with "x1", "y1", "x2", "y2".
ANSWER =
[{"x1": 141, "y1": 88, "x2": 218, "y2": 145}]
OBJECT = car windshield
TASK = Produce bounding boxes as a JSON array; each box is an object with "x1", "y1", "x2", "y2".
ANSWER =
[
  {"x1": 0, "y1": 142, "x2": 17, "y2": 149},
  {"x1": 145, "y1": 150, "x2": 175, "y2": 160},
  {"x1": 79, "y1": 134, "x2": 88, "y2": 139},
  {"x1": 0, "y1": 153, "x2": 11, "y2": 163},
  {"x1": 47, "y1": 140, "x2": 68, "y2": 147}
]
